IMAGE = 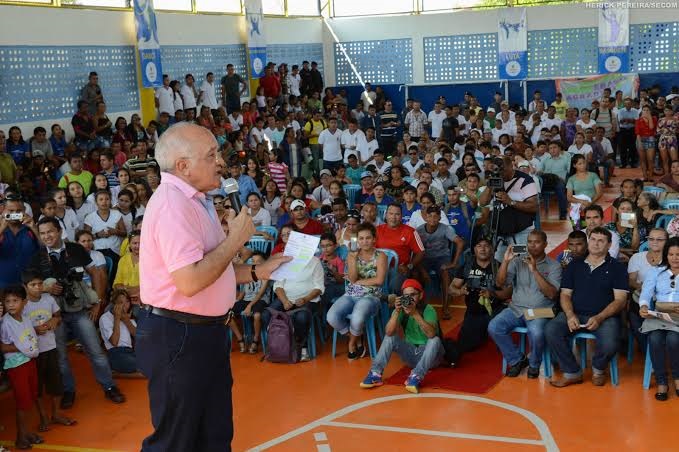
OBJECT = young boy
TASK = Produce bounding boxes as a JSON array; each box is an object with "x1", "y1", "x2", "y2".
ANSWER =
[
  {"x1": 99, "y1": 289, "x2": 138, "y2": 374},
  {"x1": 401, "y1": 186, "x2": 420, "y2": 224},
  {"x1": 39, "y1": 197, "x2": 68, "y2": 241},
  {"x1": 231, "y1": 252, "x2": 270, "y2": 354},
  {"x1": 319, "y1": 233, "x2": 346, "y2": 304},
  {"x1": 22, "y1": 271, "x2": 76, "y2": 430},
  {"x1": 1, "y1": 285, "x2": 42, "y2": 449},
  {"x1": 556, "y1": 230, "x2": 588, "y2": 268},
  {"x1": 445, "y1": 186, "x2": 475, "y2": 245}
]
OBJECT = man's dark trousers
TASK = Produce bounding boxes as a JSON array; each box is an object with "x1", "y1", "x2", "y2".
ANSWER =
[{"x1": 136, "y1": 310, "x2": 233, "y2": 451}]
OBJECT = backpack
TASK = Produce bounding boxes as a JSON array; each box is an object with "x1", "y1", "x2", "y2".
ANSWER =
[{"x1": 264, "y1": 307, "x2": 298, "y2": 363}]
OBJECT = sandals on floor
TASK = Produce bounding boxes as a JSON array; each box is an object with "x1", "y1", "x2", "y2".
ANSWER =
[
  {"x1": 238, "y1": 340, "x2": 247, "y2": 353},
  {"x1": 248, "y1": 341, "x2": 259, "y2": 354}
]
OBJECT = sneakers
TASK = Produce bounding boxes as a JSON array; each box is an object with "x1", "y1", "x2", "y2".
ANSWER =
[
  {"x1": 527, "y1": 367, "x2": 540, "y2": 379},
  {"x1": 300, "y1": 348, "x2": 310, "y2": 362},
  {"x1": 104, "y1": 386, "x2": 126, "y2": 404},
  {"x1": 405, "y1": 373, "x2": 422, "y2": 394},
  {"x1": 348, "y1": 345, "x2": 367, "y2": 361},
  {"x1": 506, "y1": 356, "x2": 529, "y2": 377},
  {"x1": 360, "y1": 371, "x2": 383, "y2": 389},
  {"x1": 60, "y1": 391, "x2": 75, "y2": 409}
]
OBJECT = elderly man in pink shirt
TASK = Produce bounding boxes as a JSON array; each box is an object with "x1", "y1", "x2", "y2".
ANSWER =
[{"x1": 137, "y1": 122, "x2": 289, "y2": 452}]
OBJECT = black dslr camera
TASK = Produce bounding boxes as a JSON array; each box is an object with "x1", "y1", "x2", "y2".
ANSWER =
[
  {"x1": 58, "y1": 267, "x2": 85, "y2": 306},
  {"x1": 467, "y1": 273, "x2": 492, "y2": 293},
  {"x1": 487, "y1": 157, "x2": 505, "y2": 191},
  {"x1": 399, "y1": 294, "x2": 415, "y2": 309}
]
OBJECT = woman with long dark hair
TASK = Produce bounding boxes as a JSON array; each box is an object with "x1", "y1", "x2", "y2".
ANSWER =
[{"x1": 639, "y1": 236, "x2": 679, "y2": 401}]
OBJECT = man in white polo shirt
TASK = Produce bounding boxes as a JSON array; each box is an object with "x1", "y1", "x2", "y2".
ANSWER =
[
  {"x1": 428, "y1": 101, "x2": 447, "y2": 139},
  {"x1": 199, "y1": 72, "x2": 219, "y2": 115},
  {"x1": 318, "y1": 117, "x2": 343, "y2": 172},
  {"x1": 155, "y1": 75, "x2": 174, "y2": 118}
]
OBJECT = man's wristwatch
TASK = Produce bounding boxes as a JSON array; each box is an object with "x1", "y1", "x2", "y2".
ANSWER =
[{"x1": 510, "y1": 199, "x2": 516, "y2": 207}]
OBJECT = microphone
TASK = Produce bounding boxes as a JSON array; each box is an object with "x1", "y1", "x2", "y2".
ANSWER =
[{"x1": 222, "y1": 178, "x2": 242, "y2": 213}]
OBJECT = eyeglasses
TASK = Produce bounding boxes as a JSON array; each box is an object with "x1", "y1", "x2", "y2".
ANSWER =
[
  {"x1": 648, "y1": 237, "x2": 666, "y2": 242},
  {"x1": 293, "y1": 206, "x2": 305, "y2": 211},
  {"x1": 408, "y1": 152, "x2": 417, "y2": 156}
]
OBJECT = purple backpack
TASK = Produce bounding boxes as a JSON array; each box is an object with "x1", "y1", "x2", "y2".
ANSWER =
[{"x1": 264, "y1": 308, "x2": 298, "y2": 363}]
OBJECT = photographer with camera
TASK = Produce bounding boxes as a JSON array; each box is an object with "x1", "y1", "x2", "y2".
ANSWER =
[
  {"x1": 449, "y1": 237, "x2": 511, "y2": 362},
  {"x1": 27, "y1": 217, "x2": 125, "y2": 408},
  {"x1": 480, "y1": 156, "x2": 538, "y2": 262},
  {"x1": 488, "y1": 230, "x2": 562, "y2": 378},
  {"x1": 360, "y1": 279, "x2": 443, "y2": 394},
  {"x1": 0, "y1": 194, "x2": 40, "y2": 288}
]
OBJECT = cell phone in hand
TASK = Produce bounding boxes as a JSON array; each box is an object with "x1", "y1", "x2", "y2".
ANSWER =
[{"x1": 512, "y1": 245, "x2": 527, "y2": 255}]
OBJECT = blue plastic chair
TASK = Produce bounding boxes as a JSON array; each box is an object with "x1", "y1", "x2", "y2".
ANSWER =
[
  {"x1": 642, "y1": 341, "x2": 654, "y2": 389},
  {"x1": 343, "y1": 184, "x2": 361, "y2": 209},
  {"x1": 377, "y1": 248, "x2": 399, "y2": 332},
  {"x1": 662, "y1": 201, "x2": 679, "y2": 211},
  {"x1": 501, "y1": 327, "x2": 553, "y2": 378},
  {"x1": 570, "y1": 332, "x2": 619, "y2": 385},
  {"x1": 404, "y1": 176, "x2": 415, "y2": 184},
  {"x1": 644, "y1": 186, "x2": 665, "y2": 197},
  {"x1": 256, "y1": 225, "x2": 278, "y2": 243},
  {"x1": 336, "y1": 245, "x2": 349, "y2": 261},
  {"x1": 639, "y1": 241, "x2": 649, "y2": 252},
  {"x1": 247, "y1": 237, "x2": 274, "y2": 254},
  {"x1": 331, "y1": 312, "x2": 378, "y2": 359},
  {"x1": 655, "y1": 214, "x2": 675, "y2": 229},
  {"x1": 377, "y1": 205, "x2": 388, "y2": 222}
]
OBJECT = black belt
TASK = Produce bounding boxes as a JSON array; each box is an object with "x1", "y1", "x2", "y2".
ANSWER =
[{"x1": 145, "y1": 306, "x2": 233, "y2": 325}]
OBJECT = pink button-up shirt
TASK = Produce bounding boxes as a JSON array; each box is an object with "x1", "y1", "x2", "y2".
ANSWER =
[{"x1": 140, "y1": 172, "x2": 236, "y2": 316}]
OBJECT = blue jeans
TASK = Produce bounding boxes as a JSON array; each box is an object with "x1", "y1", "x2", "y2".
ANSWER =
[
  {"x1": 326, "y1": 294, "x2": 380, "y2": 336},
  {"x1": 488, "y1": 308, "x2": 549, "y2": 368},
  {"x1": 370, "y1": 335, "x2": 444, "y2": 379},
  {"x1": 648, "y1": 329, "x2": 679, "y2": 386},
  {"x1": 544, "y1": 312, "x2": 620, "y2": 378},
  {"x1": 55, "y1": 310, "x2": 115, "y2": 392},
  {"x1": 107, "y1": 347, "x2": 138, "y2": 374},
  {"x1": 598, "y1": 160, "x2": 614, "y2": 185},
  {"x1": 136, "y1": 310, "x2": 233, "y2": 451},
  {"x1": 542, "y1": 176, "x2": 568, "y2": 217}
]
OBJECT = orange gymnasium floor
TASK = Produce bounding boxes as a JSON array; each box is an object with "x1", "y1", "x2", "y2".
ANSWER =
[{"x1": 3, "y1": 168, "x2": 679, "y2": 452}]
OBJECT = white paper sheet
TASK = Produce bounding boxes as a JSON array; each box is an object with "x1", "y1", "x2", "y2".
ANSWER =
[
  {"x1": 269, "y1": 231, "x2": 321, "y2": 281},
  {"x1": 648, "y1": 310, "x2": 678, "y2": 324}
]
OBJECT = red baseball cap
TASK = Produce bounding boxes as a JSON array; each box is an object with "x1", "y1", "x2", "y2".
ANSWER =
[{"x1": 401, "y1": 279, "x2": 424, "y2": 293}]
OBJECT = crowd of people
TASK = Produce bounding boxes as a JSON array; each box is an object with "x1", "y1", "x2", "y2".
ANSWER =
[{"x1": 1, "y1": 59, "x2": 679, "y2": 448}]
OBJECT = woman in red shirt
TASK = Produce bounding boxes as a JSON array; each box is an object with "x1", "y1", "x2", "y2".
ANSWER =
[{"x1": 636, "y1": 105, "x2": 658, "y2": 181}]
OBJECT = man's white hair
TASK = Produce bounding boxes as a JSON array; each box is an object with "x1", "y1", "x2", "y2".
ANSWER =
[{"x1": 154, "y1": 122, "x2": 214, "y2": 173}]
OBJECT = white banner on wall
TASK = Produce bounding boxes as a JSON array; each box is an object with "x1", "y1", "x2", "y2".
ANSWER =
[
  {"x1": 598, "y1": 6, "x2": 629, "y2": 73},
  {"x1": 245, "y1": 0, "x2": 267, "y2": 79},
  {"x1": 497, "y1": 7, "x2": 527, "y2": 80},
  {"x1": 133, "y1": 0, "x2": 162, "y2": 88}
]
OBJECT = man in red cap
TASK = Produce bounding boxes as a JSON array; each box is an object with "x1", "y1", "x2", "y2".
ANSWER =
[{"x1": 359, "y1": 278, "x2": 443, "y2": 394}]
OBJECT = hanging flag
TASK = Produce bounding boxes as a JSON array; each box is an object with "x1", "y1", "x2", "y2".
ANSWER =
[
  {"x1": 598, "y1": 5, "x2": 629, "y2": 73},
  {"x1": 133, "y1": 0, "x2": 163, "y2": 88},
  {"x1": 245, "y1": 0, "x2": 267, "y2": 79},
  {"x1": 497, "y1": 7, "x2": 527, "y2": 80}
]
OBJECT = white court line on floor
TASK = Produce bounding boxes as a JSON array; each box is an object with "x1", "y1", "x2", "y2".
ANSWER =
[
  {"x1": 247, "y1": 394, "x2": 559, "y2": 451},
  {"x1": 313, "y1": 432, "x2": 327, "y2": 442},
  {"x1": 316, "y1": 445, "x2": 331, "y2": 452},
  {"x1": 324, "y1": 421, "x2": 545, "y2": 446}
]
